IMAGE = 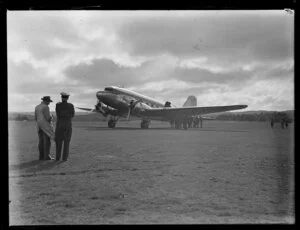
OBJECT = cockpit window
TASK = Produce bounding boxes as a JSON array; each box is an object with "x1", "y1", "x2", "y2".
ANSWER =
[
  {"x1": 104, "y1": 87, "x2": 114, "y2": 92},
  {"x1": 164, "y1": 101, "x2": 171, "y2": 107}
]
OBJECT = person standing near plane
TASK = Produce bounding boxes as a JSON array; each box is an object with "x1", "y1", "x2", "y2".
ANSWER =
[
  {"x1": 34, "y1": 96, "x2": 55, "y2": 160},
  {"x1": 200, "y1": 116, "x2": 203, "y2": 128},
  {"x1": 270, "y1": 118, "x2": 274, "y2": 128},
  {"x1": 188, "y1": 117, "x2": 193, "y2": 128},
  {"x1": 195, "y1": 116, "x2": 200, "y2": 128},
  {"x1": 281, "y1": 118, "x2": 285, "y2": 129},
  {"x1": 55, "y1": 92, "x2": 75, "y2": 161},
  {"x1": 192, "y1": 117, "x2": 197, "y2": 128}
]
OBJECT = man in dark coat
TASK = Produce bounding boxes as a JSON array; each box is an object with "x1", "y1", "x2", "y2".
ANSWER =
[
  {"x1": 270, "y1": 118, "x2": 274, "y2": 128},
  {"x1": 55, "y1": 92, "x2": 75, "y2": 161}
]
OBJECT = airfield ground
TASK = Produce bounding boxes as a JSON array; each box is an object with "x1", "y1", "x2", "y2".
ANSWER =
[{"x1": 9, "y1": 120, "x2": 294, "y2": 224}]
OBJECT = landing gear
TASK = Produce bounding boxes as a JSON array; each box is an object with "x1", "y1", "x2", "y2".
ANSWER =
[
  {"x1": 108, "y1": 120, "x2": 116, "y2": 128},
  {"x1": 174, "y1": 120, "x2": 182, "y2": 129},
  {"x1": 108, "y1": 116, "x2": 119, "y2": 128},
  {"x1": 174, "y1": 119, "x2": 188, "y2": 129},
  {"x1": 141, "y1": 120, "x2": 150, "y2": 129}
]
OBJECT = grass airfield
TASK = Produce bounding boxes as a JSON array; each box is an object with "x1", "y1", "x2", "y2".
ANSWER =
[{"x1": 9, "y1": 120, "x2": 294, "y2": 224}]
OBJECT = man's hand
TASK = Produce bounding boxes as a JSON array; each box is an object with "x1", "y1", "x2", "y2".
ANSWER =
[{"x1": 50, "y1": 113, "x2": 56, "y2": 122}]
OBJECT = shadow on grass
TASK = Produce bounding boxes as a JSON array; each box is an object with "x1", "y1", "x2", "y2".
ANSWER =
[
  {"x1": 84, "y1": 126, "x2": 170, "y2": 131},
  {"x1": 10, "y1": 160, "x2": 65, "y2": 173},
  {"x1": 81, "y1": 126, "x2": 249, "y2": 132},
  {"x1": 10, "y1": 160, "x2": 41, "y2": 170}
]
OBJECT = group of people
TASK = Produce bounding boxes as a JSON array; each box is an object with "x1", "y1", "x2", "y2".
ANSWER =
[
  {"x1": 171, "y1": 116, "x2": 203, "y2": 129},
  {"x1": 34, "y1": 92, "x2": 75, "y2": 161},
  {"x1": 270, "y1": 118, "x2": 289, "y2": 129},
  {"x1": 190, "y1": 116, "x2": 203, "y2": 128}
]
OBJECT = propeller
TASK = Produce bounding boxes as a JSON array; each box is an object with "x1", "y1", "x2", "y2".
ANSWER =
[
  {"x1": 95, "y1": 100, "x2": 101, "y2": 110},
  {"x1": 86, "y1": 100, "x2": 102, "y2": 113},
  {"x1": 95, "y1": 100, "x2": 108, "y2": 117},
  {"x1": 126, "y1": 99, "x2": 142, "y2": 121},
  {"x1": 76, "y1": 100, "x2": 109, "y2": 117}
]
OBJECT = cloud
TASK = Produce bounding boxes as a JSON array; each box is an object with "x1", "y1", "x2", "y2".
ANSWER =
[
  {"x1": 63, "y1": 52, "x2": 292, "y2": 93},
  {"x1": 7, "y1": 11, "x2": 294, "y2": 112},
  {"x1": 264, "y1": 64, "x2": 294, "y2": 80},
  {"x1": 8, "y1": 60, "x2": 48, "y2": 92},
  {"x1": 7, "y1": 12, "x2": 82, "y2": 60},
  {"x1": 63, "y1": 55, "x2": 251, "y2": 92},
  {"x1": 64, "y1": 58, "x2": 141, "y2": 88},
  {"x1": 172, "y1": 66, "x2": 253, "y2": 84},
  {"x1": 118, "y1": 11, "x2": 294, "y2": 65}
]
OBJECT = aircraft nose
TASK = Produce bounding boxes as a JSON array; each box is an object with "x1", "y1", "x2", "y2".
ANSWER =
[{"x1": 96, "y1": 91, "x2": 106, "y2": 101}]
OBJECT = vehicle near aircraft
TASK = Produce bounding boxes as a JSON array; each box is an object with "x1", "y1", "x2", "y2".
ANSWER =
[{"x1": 77, "y1": 86, "x2": 247, "y2": 129}]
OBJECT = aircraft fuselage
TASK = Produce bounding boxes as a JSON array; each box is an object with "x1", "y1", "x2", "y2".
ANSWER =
[
  {"x1": 96, "y1": 87, "x2": 160, "y2": 118},
  {"x1": 77, "y1": 86, "x2": 247, "y2": 129}
]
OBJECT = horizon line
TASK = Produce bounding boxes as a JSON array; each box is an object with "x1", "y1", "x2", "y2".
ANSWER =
[{"x1": 8, "y1": 109, "x2": 294, "y2": 114}]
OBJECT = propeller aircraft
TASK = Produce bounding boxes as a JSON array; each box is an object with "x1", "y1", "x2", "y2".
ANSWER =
[{"x1": 77, "y1": 86, "x2": 247, "y2": 129}]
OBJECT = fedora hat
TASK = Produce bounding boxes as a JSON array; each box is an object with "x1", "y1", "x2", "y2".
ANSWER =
[{"x1": 41, "y1": 96, "x2": 53, "y2": 102}]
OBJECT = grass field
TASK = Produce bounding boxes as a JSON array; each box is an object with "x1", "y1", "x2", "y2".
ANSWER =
[{"x1": 9, "y1": 120, "x2": 294, "y2": 224}]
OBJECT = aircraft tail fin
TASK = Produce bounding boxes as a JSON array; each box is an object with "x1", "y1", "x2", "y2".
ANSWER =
[{"x1": 183, "y1": 95, "x2": 197, "y2": 107}]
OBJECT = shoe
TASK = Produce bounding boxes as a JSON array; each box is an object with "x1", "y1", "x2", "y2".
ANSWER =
[{"x1": 46, "y1": 156, "x2": 54, "y2": 160}]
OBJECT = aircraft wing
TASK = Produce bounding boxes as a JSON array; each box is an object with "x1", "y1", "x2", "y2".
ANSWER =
[
  {"x1": 76, "y1": 107, "x2": 98, "y2": 112},
  {"x1": 76, "y1": 106, "x2": 125, "y2": 117},
  {"x1": 200, "y1": 116, "x2": 215, "y2": 120},
  {"x1": 139, "y1": 105, "x2": 247, "y2": 120}
]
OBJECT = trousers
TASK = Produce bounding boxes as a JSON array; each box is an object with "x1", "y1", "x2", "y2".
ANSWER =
[
  {"x1": 55, "y1": 121, "x2": 72, "y2": 160},
  {"x1": 38, "y1": 128, "x2": 51, "y2": 160}
]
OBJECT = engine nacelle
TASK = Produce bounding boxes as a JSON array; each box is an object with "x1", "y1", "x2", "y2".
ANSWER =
[{"x1": 95, "y1": 101, "x2": 102, "y2": 110}]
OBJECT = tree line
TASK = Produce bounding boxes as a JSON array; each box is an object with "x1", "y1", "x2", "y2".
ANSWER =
[
  {"x1": 9, "y1": 111, "x2": 294, "y2": 123},
  {"x1": 215, "y1": 111, "x2": 293, "y2": 122}
]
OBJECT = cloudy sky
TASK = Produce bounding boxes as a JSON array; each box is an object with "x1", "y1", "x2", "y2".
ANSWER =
[{"x1": 7, "y1": 10, "x2": 294, "y2": 112}]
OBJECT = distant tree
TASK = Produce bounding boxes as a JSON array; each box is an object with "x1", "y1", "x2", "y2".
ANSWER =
[{"x1": 214, "y1": 111, "x2": 293, "y2": 122}]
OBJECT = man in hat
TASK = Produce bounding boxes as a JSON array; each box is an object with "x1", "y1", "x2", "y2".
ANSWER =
[
  {"x1": 55, "y1": 92, "x2": 75, "y2": 161},
  {"x1": 34, "y1": 96, "x2": 55, "y2": 160}
]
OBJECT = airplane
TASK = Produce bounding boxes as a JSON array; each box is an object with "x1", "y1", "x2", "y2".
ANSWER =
[{"x1": 77, "y1": 86, "x2": 248, "y2": 129}]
